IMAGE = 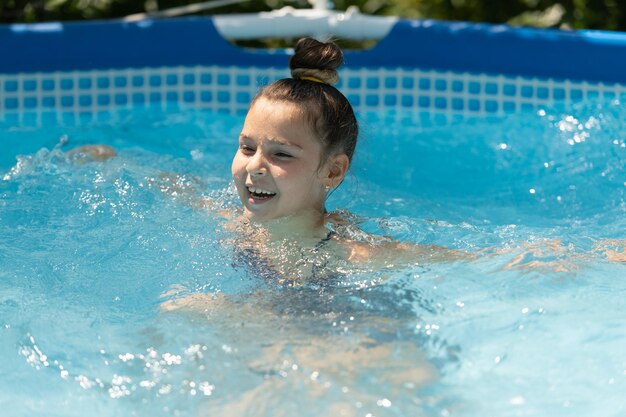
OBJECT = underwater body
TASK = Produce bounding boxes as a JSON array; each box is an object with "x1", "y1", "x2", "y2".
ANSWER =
[{"x1": 1, "y1": 100, "x2": 625, "y2": 416}]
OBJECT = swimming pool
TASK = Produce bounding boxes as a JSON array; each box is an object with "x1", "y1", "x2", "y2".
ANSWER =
[{"x1": 2, "y1": 16, "x2": 626, "y2": 417}]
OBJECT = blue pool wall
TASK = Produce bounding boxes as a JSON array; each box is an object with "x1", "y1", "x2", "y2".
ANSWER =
[
  {"x1": 1, "y1": 17, "x2": 626, "y2": 123},
  {"x1": 4, "y1": 17, "x2": 626, "y2": 83}
]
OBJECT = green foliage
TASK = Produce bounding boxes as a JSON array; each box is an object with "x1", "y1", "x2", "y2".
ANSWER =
[{"x1": 1, "y1": 0, "x2": 625, "y2": 32}]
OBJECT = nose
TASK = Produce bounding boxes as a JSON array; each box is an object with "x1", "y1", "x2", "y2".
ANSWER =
[{"x1": 247, "y1": 150, "x2": 267, "y2": 177}]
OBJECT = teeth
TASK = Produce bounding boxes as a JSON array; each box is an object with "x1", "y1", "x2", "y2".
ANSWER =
[{"x1": 247, "y1": 186, "x2": 275, "y2": 195}]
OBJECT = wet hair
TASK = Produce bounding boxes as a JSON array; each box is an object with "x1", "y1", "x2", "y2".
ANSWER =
[{"x1": 250, "y1": 38, "x2": 359, "y2": 164}]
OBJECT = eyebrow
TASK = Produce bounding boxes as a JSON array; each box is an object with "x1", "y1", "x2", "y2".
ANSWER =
[{"x1": 239, "y1": 134, "x2": 303, "y2": 149}]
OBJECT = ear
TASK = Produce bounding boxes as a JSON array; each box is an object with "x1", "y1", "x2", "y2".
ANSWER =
[{"x1": 323, "y1": 153, "x2": 350, "y2": 188}]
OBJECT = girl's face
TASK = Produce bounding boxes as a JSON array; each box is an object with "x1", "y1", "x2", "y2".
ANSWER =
[{"x1": 232, "y1": 98, "x2": 339, "y2": 223}]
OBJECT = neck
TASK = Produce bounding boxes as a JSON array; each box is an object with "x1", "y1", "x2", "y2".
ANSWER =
[{"x1": 245, "y1": 209, "x2": 328, "y2": 242}]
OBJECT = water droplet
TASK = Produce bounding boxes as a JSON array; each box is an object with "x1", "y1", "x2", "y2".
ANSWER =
[{"x1": 377, "y1": 398, "x2": 392, "y2": 407}]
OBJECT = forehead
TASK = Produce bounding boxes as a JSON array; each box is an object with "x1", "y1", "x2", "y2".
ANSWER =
[{"x1": 242, "y1": 99, "x2": 319, "y2": 148}]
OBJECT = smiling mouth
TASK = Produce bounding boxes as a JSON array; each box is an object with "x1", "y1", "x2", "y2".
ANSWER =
[{"x1": 246, "y1": 186, "x2": 277, "y2": 202}]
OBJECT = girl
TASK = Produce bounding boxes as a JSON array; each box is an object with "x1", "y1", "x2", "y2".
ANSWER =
[{"x1": 223, "y1": 36, "x2": 461, "y2": 281}]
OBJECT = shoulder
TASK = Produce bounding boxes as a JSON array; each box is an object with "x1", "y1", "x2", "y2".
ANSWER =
[{"x1": 324, "y1": 210, "x2": 397, "y2": 263}]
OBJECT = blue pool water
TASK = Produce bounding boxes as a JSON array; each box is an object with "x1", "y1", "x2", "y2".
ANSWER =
[{"x1": 1, "y1": 101, "x2": 625, "y2": 416}]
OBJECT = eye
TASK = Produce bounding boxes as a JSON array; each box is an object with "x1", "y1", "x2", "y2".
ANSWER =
[
  {"x1": 240, "y1": 144, "x2": 255, "y2": 154},
  {"x1": 275, "y1": 152, "x2": 293, "y2": 159}
]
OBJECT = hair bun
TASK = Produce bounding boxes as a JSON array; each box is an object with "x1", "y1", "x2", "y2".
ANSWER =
[{"x1": 289, "y1": 38, "x2": 343, "y2": 86}]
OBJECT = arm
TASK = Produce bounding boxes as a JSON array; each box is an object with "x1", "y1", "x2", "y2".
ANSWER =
[
  {"x1": 147, "y1": 171, "x2": 212, "y2": 209},
  {"x1": 326, "y1": 211, "x2": 472, "y2": 267},
  {"x1": 67, "y1": 144, "x2": 117, "y2": 162},
  {"x1": 592, "y1": 239, "x2": 626, "y2": 262},
  {"x1": 346, "y1": 240, "x2": 473, "y2": 266},
  {"x1": 498, "y1": 239, "x2": 594, "y2": 272},
  {"x1": 68, "y1": 144, "x2": 229, "y2": 215}
]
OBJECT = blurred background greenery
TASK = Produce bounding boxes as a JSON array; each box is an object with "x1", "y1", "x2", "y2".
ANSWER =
[{"x1": 1, "y1": 0, "x2": 625, "y2": 32}]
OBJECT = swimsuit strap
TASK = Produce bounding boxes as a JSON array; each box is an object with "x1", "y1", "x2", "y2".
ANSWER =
[{"x1": 314, "y1": 230, "x2": 335, "y2": 250}]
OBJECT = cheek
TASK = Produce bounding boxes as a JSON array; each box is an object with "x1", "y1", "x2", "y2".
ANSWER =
[
  {"x1": 276, "y1": 169, "x2": 321, "y2": 193},
  {"x1": 269, "y1": 166, "x2": 290, "y2": 182},
  {"x1": 231, "y1": 155, "x2": 244, "y2": 178}
]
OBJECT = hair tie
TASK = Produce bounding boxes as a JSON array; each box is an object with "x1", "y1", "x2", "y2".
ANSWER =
[
  {"x1": 300, "y1": 75, "x2": 325, "y2": 84},
  {"x1": 291, "y1": 68, "x2": 339, "y2": 85}
]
